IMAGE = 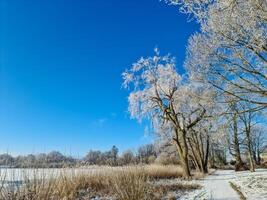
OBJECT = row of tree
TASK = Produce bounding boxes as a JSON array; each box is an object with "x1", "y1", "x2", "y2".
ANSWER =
[
  {"x1": 0, "y1": 151, "x2": 76, "y2": 168},
  {"x1": 0, "y1": 144, "x2": 160, "y2": 168},
  {"x1": 123, "y1": 0, "x2": 267, "y2": 178},
  {"x1": 84, "y1": 144, "x2": 157, "y2": 165}
]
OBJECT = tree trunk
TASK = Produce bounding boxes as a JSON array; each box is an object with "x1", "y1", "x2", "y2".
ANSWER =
[
  {"x1": 257, "y1": 149, "x2": 261, "y2": 165},
  {"x1": 182, "y1": 131, "x2": 191, "y2": 178},
  {"x1": 233, "y1": 114, "x2": 244, "y2": 171},
  {"x1": 209, "y1": 144, "x2": 215, "y2": 168},
  {"x1": 187, "y1": 130, "x2": 210, "y2": 174},
  {"x1": 188, "y1": 139, "x2": 202, "y2": 171},
  {"x1": 247, "y1": 137, "x2": 255, "y2": 172},
  {"x1": 174, "y1": 135, "x2": 191, "y2": 179},
  {"x1": 203, "y1": 135, "x2": 210, "y2": 173},
  {"x1": 182, "y1": 155, "x2": 191, "y2": 178},
  {"x1": 176, "y1": 147, "x2": 191, "y2": 178},
  {"x1": 252, "y1": 149, "x2": 258, "y2": 165}
]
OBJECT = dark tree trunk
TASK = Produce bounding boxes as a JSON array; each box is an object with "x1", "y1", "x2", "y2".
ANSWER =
[
  {"x1": 203, "y1": 135, "x2": 210, "y2": 173},
  {"x1": 257, "y1": 150, "x2": 261, "y2": 165},
  {"x1": 174, "y1": 136, "x2": 191, "y2": 179},
  {"x1": 233, "y1": 114, "x2": 245, "y2": 171}
]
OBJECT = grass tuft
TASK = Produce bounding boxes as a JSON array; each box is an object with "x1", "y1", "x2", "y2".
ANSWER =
[{"x1": 229, "y1": 181, "x2": 246, "y2": 200}]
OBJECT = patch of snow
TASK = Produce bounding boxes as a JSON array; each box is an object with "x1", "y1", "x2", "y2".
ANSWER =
[
  {"x1": 183, "y1": 169, "x2": 267, "y2": 200},
  {"x1": 181, "y1": 170, "x2": 240, "y2": 200},
  {"x1": 232, "y1": 169, "x2": 267, "y2": 200}
]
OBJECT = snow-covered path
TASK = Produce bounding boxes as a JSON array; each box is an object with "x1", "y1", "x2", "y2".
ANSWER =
[
  {"x1": 183, "y1": 169, "x2": 267, "y2": 200},
  {"x1": 199, "y1": 170, "x2": 240, "y2": 200}
]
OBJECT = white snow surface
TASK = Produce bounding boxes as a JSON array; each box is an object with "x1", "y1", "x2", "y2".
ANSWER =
[
  {"x1": 231, "y1": 169, "x2": 267, "y2": 200},
  {"x1": 181, "y1": 170, "x2": 239, "y2": 200},
  {"x1": 182, "y1": 169, "x2": 267, "y2": 200}
]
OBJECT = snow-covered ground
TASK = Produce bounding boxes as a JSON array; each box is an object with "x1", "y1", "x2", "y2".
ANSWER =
[
  {"x1": 182, "y1": 169, "x2": 267, "y2": 200},
  {"x1": 231, "y1": 169, "x2": 267, "y2": 200},
  {"x1": 181, "y1": 170, "x2": 239, "y2": 200}
]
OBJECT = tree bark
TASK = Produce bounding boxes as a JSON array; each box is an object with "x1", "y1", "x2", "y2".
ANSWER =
[
  {"x1": 233, "y1": 114, "x2": 244, "y2": 171},
  {"x1": 257, "y1": 149, "x2": 261, "y2": 165},
  {"x1": 173, "y1": 134, "x2": 191, "y2": 178},
  {"x1": 203, "y1": 135, "x2": 210, "y2": 173},
  {"x1": 188, "y1": 131, "x2": 209, "y2": 174},
  {"x1": 246, "y1": 134, "x2": 255, "y2": 172}
]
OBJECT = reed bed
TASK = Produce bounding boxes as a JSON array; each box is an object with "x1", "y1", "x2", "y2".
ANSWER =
[{"x1": 0, "y1": 165, "x2": 201, "y2": 200}]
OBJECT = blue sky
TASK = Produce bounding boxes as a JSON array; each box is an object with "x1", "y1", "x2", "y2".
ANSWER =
[{"x1": 0, "y1": 0, "x2": 198, "y2": 156}]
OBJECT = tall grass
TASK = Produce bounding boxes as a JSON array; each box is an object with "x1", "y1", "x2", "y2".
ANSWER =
[
  {"x1": 143, "y1": 164, "x2": 184, "y2": 179},
  {"x1": 0, "y1": 165, "x2": 201, "y2": 200},
  {"x1": 111, "y1": 169, "x2": 152, "y2": 200}
]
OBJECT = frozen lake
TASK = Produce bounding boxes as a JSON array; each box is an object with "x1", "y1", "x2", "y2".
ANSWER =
[{"x1": 0, "y1": 167, "x2": 104, "y2": 182}]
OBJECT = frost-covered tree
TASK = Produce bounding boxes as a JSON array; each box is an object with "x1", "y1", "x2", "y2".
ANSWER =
[
  {"x1": 251, "y1": 125, "x2": 267, "y2": 165},
  {"x1": 238, "y1": 102, "x2": 256, "y2": 172},
  {"x1": 168, "y1": 0, "x2": 267, "y2": 109},
  {"x1": 123, "y1": 49, "x2": 215, "y2": 177}
]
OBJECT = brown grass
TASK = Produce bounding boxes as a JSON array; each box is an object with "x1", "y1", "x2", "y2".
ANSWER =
[
  {"x1": 154, "y1": 182, "x2": 201, "y2": 191},
  {"x1": 0, "y1": 165, "x2": 201, "y2": 200},
  {"x1": 143, "y1": 164, "x2": 184, "y2": 179},
  {"x1": 110, "y1": 169, "x2": 152, "y2": 200},
  {"x1": 229, "y1": 182, "x2": 246, "y2": 200}
]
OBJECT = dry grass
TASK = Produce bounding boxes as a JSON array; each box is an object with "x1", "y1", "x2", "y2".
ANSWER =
[
  {"x1": 143, "y1": 164, "x2": 184, "y2": 179},
  {"x1": 110, "y1": 170, "x2": 153, "y2": 200},
  {"x1": 0, "y1": 165, "x2": 201, "y2": 200},
  {"x1": 229, "y1": 182, "x2": 247, "y2": 200},
  {"x1": 154, "y1": 182, "x2": 201, "y2": 191}
]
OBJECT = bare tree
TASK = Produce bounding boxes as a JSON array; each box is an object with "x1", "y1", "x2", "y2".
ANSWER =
[
  {"x1": 238, "y1": 102, "x2": 256, "y2": 172},
  {"x1": 187, "y1": 119, "x2": 214, "y2": 173},
  {"x1": 85, "y1": 150, "x2": 102, "y2": 165},
  {"x1": 123, "y1": 49, "x2": 215, "y2": 177},
  {"x1": 119, "y1": 150, "x2": 135, "y2": 165},
  {"x1": 224, "y1": 101, "x2": 246, "y2": 171},
  {"x1": 110, "y1": 145, "x2": 119, "y2": 166},
  {"x1": 251, "y1": 126, "x2": 267, "y2": 165},
  {"x1": 137, "y1": 144, "x2": 156, "y2": 164}
]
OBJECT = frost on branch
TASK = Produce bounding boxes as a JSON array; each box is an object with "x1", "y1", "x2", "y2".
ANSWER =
[
  {"x1": 179, "y1": 0, "x2": 267, "y2": 107},
  {"x1": 123, "y1": 50, "x2": 218, "y2": 177},
  {"x1": 122, "y1": 49, "x2": 181, "y2": 123}
]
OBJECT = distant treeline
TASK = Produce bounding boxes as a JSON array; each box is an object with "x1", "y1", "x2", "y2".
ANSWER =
[{"x1": 0, "y1": 144, "x2": 179, "y2": 168}]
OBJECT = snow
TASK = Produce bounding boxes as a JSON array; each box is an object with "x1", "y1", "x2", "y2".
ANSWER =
[
  {"x1": 181, "y1": 170, "x2": 239, "y2": 200},
  {"x1": 231, "y1": 169, "x2": 267, "y2": 200},
  {"x1": 201, "y1": 170, "x2": 239, "y2": 200},
  {"x1": 183, "y1": 169, "x2": 267, "y2": 200}
]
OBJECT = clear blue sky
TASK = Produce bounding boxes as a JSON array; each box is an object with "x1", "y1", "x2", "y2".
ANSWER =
[{"x1": 0, "y1": 0, "x2": 198, "y2": 156}]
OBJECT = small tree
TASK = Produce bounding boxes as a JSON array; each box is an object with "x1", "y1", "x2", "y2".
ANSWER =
[
  {"x1": 85, "y1": 150, "x2": 102, "y2": 165},
  {"x1": 120, "y1": 150, "x2": 135, "y2": 165},
  {"x1": 251, "y1": 126, "x2": 267, "y2": 165},
  {"x1": 110, "y1": 145, "x2": 119, "y2": 166},
  {"x1": 137, "y1": 144, "x2": 156, "y2": 164}
]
